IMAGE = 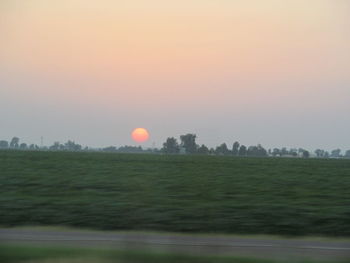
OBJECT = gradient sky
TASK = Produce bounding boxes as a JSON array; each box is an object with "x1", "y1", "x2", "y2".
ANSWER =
[{"x1": 1, "y1": 0, "x2": 349, "y2": 150}]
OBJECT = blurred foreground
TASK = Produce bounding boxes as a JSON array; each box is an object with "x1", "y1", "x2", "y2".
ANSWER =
[
  {"x1": 1, "y1": 228, "x2": 350, "y2": 262},
  {"x1": 1, "y1": 244, "x2": 349, "y2": 263}
]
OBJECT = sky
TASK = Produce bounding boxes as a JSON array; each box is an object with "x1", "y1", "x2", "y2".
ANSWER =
[{"x1": 0, "y1": 0, "x2": 349, "y2": 151}]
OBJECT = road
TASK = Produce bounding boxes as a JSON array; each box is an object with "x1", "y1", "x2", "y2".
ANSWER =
[{"x1": 1, "y1": 228, "x2": 349, "y2": 260}]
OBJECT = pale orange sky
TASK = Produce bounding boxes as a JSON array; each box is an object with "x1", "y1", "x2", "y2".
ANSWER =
[{"x1": 0, "y1": 0, "x2": 349, "y2": 150}]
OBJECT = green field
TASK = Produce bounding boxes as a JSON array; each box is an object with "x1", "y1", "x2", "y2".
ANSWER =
[
  {"x1": 3, "y1": 244, "x2": 349, "y2": 263},
  {"x1": 0, "y1": 150, "x2": 350, "y2": 236}
]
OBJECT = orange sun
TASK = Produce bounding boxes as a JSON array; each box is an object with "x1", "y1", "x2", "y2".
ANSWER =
[{"x1": 131, "y1": 128, "x2": 150, "y2": 143}]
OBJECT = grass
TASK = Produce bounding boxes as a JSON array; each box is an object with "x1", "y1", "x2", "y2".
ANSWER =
[
  {"x1": 1, "y1": 244, "x2": 349, "y2": 263},
  {"x1": 0, "y1": 150, "x2": 350, "y2": 236}
]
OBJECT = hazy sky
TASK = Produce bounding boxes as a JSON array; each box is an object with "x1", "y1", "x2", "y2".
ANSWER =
[{"x1": 1, "y1": 0, "x2": 349, "y2": 150}]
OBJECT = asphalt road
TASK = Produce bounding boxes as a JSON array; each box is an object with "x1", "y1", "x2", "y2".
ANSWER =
[{"x1": 1, "y1": 228, "x2": 349, "y2": 260}]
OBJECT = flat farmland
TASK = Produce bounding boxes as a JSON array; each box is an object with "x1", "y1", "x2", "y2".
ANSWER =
[{"x1": 0, "y1": 150, "x2": 349, "y2": 236}]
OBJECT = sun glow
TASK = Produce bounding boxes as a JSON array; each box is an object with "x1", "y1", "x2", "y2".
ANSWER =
[{"x1": 131, "y1": 128, "x2": 150, "y2": 143}]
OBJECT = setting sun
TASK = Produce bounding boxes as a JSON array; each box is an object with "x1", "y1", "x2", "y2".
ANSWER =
[{"x1": 131, "y1": 128, "x2": 150, "y2": 143}]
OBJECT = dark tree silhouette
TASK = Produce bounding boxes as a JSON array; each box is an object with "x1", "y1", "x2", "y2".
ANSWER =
[
  {"x1": 10, "y1": 137, "x2": 19, "y2": 148},
  {"x1": 257, "y1": 144, "x2": 268, "y2": 157},
  {"x1": 331, "y1": 149, "x2": 341, "y2": 158},
  {"x1": 281, "y1": 147, "x2": 288, "y2": 156},
  {"x1": 162, "y1": 137, "x2": 180, "y2": 154},
  {"x1": 345, "y1": 150, "x2": 350, "y2": 158},
  {"x1": 49, "y1": 142, "x2": 61, "y2": 151},
  {"x1": 102, "y1": 146, "x2": 117, "y2": 152},
  {"x1": 118, "y1": 145, "x2": 143, "y2": 153},
  {"x1": 197, "y1": 144, "x2": 209, "y2": 155},
  {"x1": 238, "y1": 145, "x2": 247, "y2": 156},
  {"x1": 247, "y1": 144, "x2": 268, "y2": 157},
  {"x1": 64, "y1": 140, "x2": 82, "y2": 151},
  {"x1": 209, "y1": 148, "x2": 215, "y2": 155},
  {"x1": 315, "y1": 149, "x2": 325, "y2": 158},
  {"x1": 0, "y1": 140, "x2": 9, "y2": 149},
  {"x1": 19, "y1": 143, "x2": 27, "y2": 150},
  {"x1": 29, "y1": 144, "x2": 37, "y2": 150},
  {"x1": 302, "y1": 150, "x2": 310, "y2": 158},
  {"x1": 232, "y1": 141, "x2": 240, "y2": 156},
  {"x1": 215, "y1": 143, "x2": 230, "y2": 155},
  {"x1": 272, "y1": 148, "x2": 281, "y2": 157},
  {"x1": 289, "y1": 148, "x2": 298, "y2": 157},
  {"x1": 180, "y1": 134, "x2": 198, "y2": 154}
]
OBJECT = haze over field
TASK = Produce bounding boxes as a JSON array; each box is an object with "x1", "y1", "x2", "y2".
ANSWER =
[{"x1": 1, "y1": 0, "x2": 349, "y2": 150}]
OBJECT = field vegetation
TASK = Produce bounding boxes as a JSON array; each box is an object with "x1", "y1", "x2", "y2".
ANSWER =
[{"x1": 0, "y1": 150, "x2": 350, "y2": 236}]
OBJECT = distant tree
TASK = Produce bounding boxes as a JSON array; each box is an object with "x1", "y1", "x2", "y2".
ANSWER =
[
  {"x1": 215, "y1": 143, "x2": 230, "y2": 155},
  {"x1": 180, "y1": 134, "x2": 198, "y2": 154},
  {"x1": 281, "y1": 147, "x2": 288, "y2": 156},
  {"x1": 256, "y1": 144, "x2": 268, "y2": 157},
  {"x1": 118, "y1": 145, "x2": 143, "y2": 153},
  {"x1": 324, "y1": 151, "x2": 330, "y2": 158},
  {"x1": 247, "y1": 144, "x2": 268, "y2": 157},
  {"x1": 10, "y1": 137, "x2": 20, "y2": 148},
  {"x1": 0, "y1": 140, "x2": 9, "y2": 149},
  {"x1": 103, "y1": 146, "x2": 117, "y2": 152},
  {"x1": 75, "y1": 143, "x2": 82, "y2": 151},
  {"x1": 197, "y1": 144, "x2": 209, "y2": 155},
  {"x1": 232, "y1": 141, "x2": 240, "y2": 156},
  {"x1": 19, "y1": 143, "x2": 27, "y2": 150},
  {"x1": 272, "y1": 148, "x2": 281, "y2": 157},
  {"x1": 49, "y1": 142, "x2": 61, "y2": 151},
  {"x1": 247, "y1": 146, "x2": 257, "y2": 157},
  {"x1": 64, "y1": 140, "x2": 82, "y2": 151},
  {"x1": 330, "y1": 149, "x2": 341, "y2": 158},
  {"x1": 298, "y1": 148, "x2": 305, "y2": 154},
  {"x1": 315, "y1": 149, "x2": 325, "y2": 158},
  {"x1": 345, "y1": 150, "x2": 350, "y2": 158},
  {"x1": 209, "y1": 148, "x2": 215, "y2": 155},
  {"x1": 28, "y1": 144, "x2": 40, "y2": 150},
  {"x1": 238, "y1": 145, "x2": 247, "y2": 156},
  {"x1": 302, "y1": 150, "x2": 310, "y2": 158},
  {"x1": 290, "y1": 151, "x2": 298, "y2": 157},
  {"x1": 162, "y1": 137, "x2": 180, "y2": 154},
  {"x1": 289, "y1": 148, "x2": 298, "y2": 157}
]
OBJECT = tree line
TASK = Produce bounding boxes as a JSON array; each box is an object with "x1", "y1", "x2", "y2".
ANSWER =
[
  {"x1": 162, "y1": 134, "x2": 270, "y2": 157},
  {"x1": 1, "y1": 135, "x2": 350, "y2": 158}
]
